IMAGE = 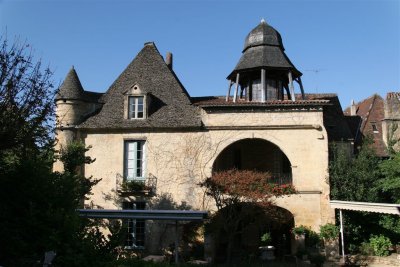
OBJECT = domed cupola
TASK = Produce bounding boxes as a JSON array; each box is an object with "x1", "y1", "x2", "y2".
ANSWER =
[
  {"x1": 243, "y1": 19, "x2": 283, "y2": 51},
  {"x1": 226, "y1": 19, "x2": 305, "y2": 102}
]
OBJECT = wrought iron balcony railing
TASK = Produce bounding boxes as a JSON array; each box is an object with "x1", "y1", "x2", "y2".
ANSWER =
[
  {"x1": 116, "y1": 173, "x2": 157, "y2": 196},
  {"x1": 269, "y1": 173, "x2": 292, "y2": 186}
]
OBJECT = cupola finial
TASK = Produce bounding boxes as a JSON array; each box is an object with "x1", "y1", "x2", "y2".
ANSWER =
[{"x1": 261, "y1": 18, "x2": 266, "y2": 24}]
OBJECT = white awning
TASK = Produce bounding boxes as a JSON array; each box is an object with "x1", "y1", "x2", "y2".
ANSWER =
[{"x1": 330, "y1": 200, "x2": 400, "y2": 215}]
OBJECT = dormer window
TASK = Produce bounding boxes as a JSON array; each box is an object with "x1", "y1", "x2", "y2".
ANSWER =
[
  {"x1": 124, "y1": 84, "x2": 148, "y2": 119},
  {"x1": 128, "y1": 96, "x2": 144, "y2": 119}
]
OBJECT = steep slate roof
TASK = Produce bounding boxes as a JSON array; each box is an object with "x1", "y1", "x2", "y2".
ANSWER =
[
  {"x1": 56, "y1": 67, "x2": 84, "y2": 100},
  {"x1": 228, "y1": 20, "x2": 301, "y2": 80},
  {"x1": 79, "y1": 42, "x2": 201, "y2": 130},
  {"x1": 344, "y1": 94, "x2": 387, "y2": 157}
]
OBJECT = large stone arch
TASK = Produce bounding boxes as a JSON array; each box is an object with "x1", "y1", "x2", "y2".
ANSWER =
[
  {"x1": 209, "y1": 202, "x2": 295, "y2": 262},
  {"x1": 211, "y1": 134, "x2": 294, "y2": 170},
  {"x1": 212, "y1": 138, "x2": 292, "y2": 184}
]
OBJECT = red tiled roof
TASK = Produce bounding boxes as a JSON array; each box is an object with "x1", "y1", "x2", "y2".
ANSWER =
[
  {"x1": 344, "y1": 94, "x2": 387, "y2": 157},
  {"x1": 192, "y1": 93, "x2": 353, "y2": 142},
  {"x1": 192, "y1": 94, "x2": 332, "y2": 107}
]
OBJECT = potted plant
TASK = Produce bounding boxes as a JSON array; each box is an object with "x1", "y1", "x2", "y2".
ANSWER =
[
  {"x1": 292, "y1": 225, "x2": 309, "y2": 253},
  {"x1": 121, "y1": 179, "x2": 146, "y2": 192},
  {"x1": 119, "y1": 180, "x2": 154, "y2": 196},
  {"x1": 259, "y1": 231, "x2": 275, "y2": 260},
  {"x1": 292, "y1": 225, "x2": 308, "y2": 236},
  {"x1": 319, "y1": 223, "x2": 340, "y2": 260}
]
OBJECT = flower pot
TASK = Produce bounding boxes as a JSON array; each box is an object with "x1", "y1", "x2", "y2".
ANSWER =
[{"x1": 259, "y1": 246, "x2": 275, "y2": 260}]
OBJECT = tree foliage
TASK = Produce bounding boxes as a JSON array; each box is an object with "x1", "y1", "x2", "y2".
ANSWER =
[
  {"x1": 0, "y1": 37, "x2": 123, "y2": 266},
  {"x1": 376, "y1": 151, "x2": 400, "y2": 203},
  {"x1": 329, "y1": 140, "x2": 380, "y2": 202},
  {"x1": 329, "y1": 138, "x2": 400, "y2": 253},
  {"x1": 0, "y1": 140, "x2": 104, "y2": 266},
  {"x1": 0, "y1": 35, "x2": 55, "y2": 151},
  {"x1": 200, "y1": 169, "x2": 296, "y2": 210}
]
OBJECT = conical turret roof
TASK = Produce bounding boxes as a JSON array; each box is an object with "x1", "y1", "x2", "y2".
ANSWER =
[
  {"x1": 228, "y1": 20, "x2": 301, "y2": 80},
  {"x1": 55, "y1": 67, "x2": 84, "y2": 100}
]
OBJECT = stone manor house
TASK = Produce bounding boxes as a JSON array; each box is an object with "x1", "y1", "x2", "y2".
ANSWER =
[{"x1": 54, "y1": 20, "x2": 358, "y2": 256}]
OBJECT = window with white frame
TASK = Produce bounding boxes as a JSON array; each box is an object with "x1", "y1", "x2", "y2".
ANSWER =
[
  {"x1": 128, "y1": 96, "x2": 145, "y2": 119},
  {"x1": 123, "y1": 201, "x2": 146, "y2": 249},
  {"x1": 124, "y1": 140, "x2": 145, "y2": 181}
]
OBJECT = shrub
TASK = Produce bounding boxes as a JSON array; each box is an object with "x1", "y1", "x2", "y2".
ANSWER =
[
  {"x1": 260, "y1": 232, "x2": 272, "y2": 245},
  {"x1": 369, "y1": 235, "x2": 392, "y2": 257},
  {"x1": 360, "y1": 241, "x2": 374, "y2": 255},
  {"x1": 319, "y1": 223, "x2": 340, "y2": 240},
  {"x1": 306, "y1": 230, "x2": 321, "y2": 248},
  {"x1": 292, "y1": 225, "x2": 309, "y2": 235}
]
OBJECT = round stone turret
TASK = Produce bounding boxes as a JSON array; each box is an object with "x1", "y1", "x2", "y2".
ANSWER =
[{"x1": 55, "y1": 67, "x2": 88, "y2": 130}]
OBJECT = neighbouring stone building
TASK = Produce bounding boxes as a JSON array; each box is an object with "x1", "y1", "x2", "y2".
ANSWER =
[
  {"x1": 54, "y1": 20, "x2": 354, "y2": 257},
  {"x1": 344, "y1": 92, "x2": 400, "y2": 157}
]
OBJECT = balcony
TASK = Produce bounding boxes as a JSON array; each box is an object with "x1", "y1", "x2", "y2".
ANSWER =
[
  {"x1": 269, "y1": 173, "x2": 292, "y2": 186},
  {"x1": 116, "y1": 173, "x2": 157, "y2": 196}
]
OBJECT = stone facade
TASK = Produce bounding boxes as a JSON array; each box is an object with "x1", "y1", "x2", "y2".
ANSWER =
[
  {"x1": 53, "y1": 21, "x2": 354, "y2": 256},
  {"x1": 55, "y1": 98, "x2": 338, "y2": 253},
  {"x1": 345, "y1": 92, "x2": 400, "y2": 157},
  {"x1": 56, "y1": 107, "x2": 332, "y2": 217}
]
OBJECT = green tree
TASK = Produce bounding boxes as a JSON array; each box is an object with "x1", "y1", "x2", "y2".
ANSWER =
[
  {"x1": 329, "y1": 139, "x2": 400, "y2": 253},
  {"x1": 0, "y1": 36, "x2": 54, "y2": 152},
  {"x1": 329, "y1": 139, "x2": 380, "y2": 202},
  {"x1": 0, "y1": 141, "x2": 106, "y2": 266},
  {"x1": 0, "y1": 36, "x2": 123, "y2": 266},
  {"x1": 377, "y1": 151, "x2": 400, "y2": 203}
]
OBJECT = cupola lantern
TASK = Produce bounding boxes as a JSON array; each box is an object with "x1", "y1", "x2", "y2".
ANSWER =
[{"x1": 226, "y1": 20, "x2": 305, "y2": 102}]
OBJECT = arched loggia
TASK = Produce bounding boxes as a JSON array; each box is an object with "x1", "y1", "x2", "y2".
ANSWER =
[{"x1": 213, "y1": 138, "x2": 292, "y2": 185}]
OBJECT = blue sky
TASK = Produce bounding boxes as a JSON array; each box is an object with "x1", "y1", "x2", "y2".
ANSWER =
[{"x1": 1, "y1": 0, "x2": 399, "y2": 109}]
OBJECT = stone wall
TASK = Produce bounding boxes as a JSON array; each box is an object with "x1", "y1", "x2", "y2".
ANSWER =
[
  {"x1": 383, "y1": 93, "x2": 400, "y2": 151},
  {"x1": 80, "y1": 109, "x2": 333, "y2": 222},
  {"x1": 55, "y1": 107, "x2": 335, "y2": 253}
]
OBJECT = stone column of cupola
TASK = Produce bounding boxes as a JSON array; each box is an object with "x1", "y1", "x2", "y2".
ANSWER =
[
  {"x1": 233, "y1": 73, "x2": 240, "y2": 103},
  {"x1": 261, "y1": 69, "x2": 266, "y2": 102},
  {"x1": 296, "y1": 77, "x2": 306, "y2": 100},
  {"x1": 288, "y1": 71, "x2": 295, "y2": 101}
]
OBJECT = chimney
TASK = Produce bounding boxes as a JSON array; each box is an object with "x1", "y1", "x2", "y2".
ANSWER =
[
  {"x1": 166, "y1": 52, "x2": 173, "y2": 70},
  {"x1": 350, "y1": 100, "x2": 357, "y2": 116}
]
